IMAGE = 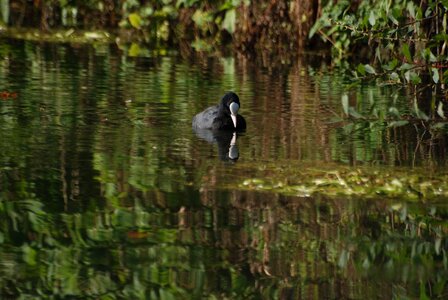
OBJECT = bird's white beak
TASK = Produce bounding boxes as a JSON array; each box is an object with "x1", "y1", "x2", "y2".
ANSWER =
[{"x1": 229, "y1": 102, "x2": 239, "y2": 128}]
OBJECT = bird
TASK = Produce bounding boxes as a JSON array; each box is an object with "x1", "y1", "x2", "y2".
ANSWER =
[{"x1": 192, "y1": 92, "x2": 246, "y2": 131}]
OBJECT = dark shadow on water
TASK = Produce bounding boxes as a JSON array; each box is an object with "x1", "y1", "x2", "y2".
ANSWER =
[{"x1": 193, "y1": 128, "x2": 241, "y2": 162}]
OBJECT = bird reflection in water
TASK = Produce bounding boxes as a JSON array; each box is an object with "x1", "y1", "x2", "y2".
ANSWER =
[{"x1": 193, "y1": 129, "x2": 241, "y2": 162}]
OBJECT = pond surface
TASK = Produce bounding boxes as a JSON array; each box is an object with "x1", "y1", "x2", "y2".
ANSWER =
[{"x1": 1, "y1": 39, "x2": 448, "y2": 299}]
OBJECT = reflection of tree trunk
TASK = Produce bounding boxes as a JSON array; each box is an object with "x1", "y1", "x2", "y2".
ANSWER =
[
  {"x1": 17, "y1": 0, "x2": 26, "y2": 27},
  {"x1": 60, "y1": 132, "x2": 68, "y2": 211},
  {"x1": 289, "y1": 60, "x2": 336, "y2": 162}
]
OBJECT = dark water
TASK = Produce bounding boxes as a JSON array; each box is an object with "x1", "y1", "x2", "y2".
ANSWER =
[{"x1": 1, "y1": 39, "x2": 448, "y2": 299}]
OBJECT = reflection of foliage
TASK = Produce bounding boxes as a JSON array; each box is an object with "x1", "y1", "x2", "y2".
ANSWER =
[
  {"x1": 2, "y1": 162, "x2": 448, "y2": 298},
  {"x1": 2, "y1": 40, "x2": 448, "y2": 299},
  {"x1": 337, "y1": 203, "x2": 448, "y2": 299},
  {"x1": 0, "y1": 180, "x2": 48, "y2": 238}
]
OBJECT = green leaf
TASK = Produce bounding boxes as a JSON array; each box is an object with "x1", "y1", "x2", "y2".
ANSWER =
[
  {"x1": 437, "y1": 102, "x2": 445, "y2": 119},
  {"x1": 389, "y1": 72, "x2": 400, "y2": 81},
  {"x1": 338, "y1": 250, "x2": 350, "y2": 268},
  {"x1": 384, "y1": 59, "x2": 398, "y2": 71},
  {"x1": 388, "y1": 107, "x2": 401, "y2": 117},
  {"x1": 128, "y1": 13, "x2": 142, "y2": 29},
  {"x1": 399, "y1": 63, "x2": 414, "y2": 71},
  {"x1": 191, "y1": 38, "x2": 213, "y2": 51},
  {"x1": 309, "y1": 19, "x2": 324, "y2": 38},
  {"x1": 420, "y1": 281, "x2": 430, "y2": 300},
  {"x1": 407, "y1": 2, "x2": 416, "y2": 18},
  {"x1": 388, "y1": 120, "x2": 409, "y2": 127},
  {"x1": 432, "y1": 67, "x2": 440, "y2": 84},
  {"x1": 221, "y1": 9, "x2": 236, "y2": 33},
  {"x1": 435, "y1": 238, "x2": 442, "y2": 255},
  {"x1": 141, "y1": 6, "x2": 154, "y2": 17},
  {"x1": 219, "y1": 1, "x2": 235, "y2": 11},
  {"x1": 410, "y1": 72, "x2": 421, "y2": 84},
  {"x1": 342, "y1": 123, "x2": 354, "y2": 134},
  {"x1": 388, "y1": 13, "x2": 399, "y2": 25},
  {"x1": 431, "y1": 122, "x2": 447, "y2": 130},
  {"x1": 128, "y1": 43, "x2": 141, "y2": 57},
  {"x1": 434, "y1": 33, "x2": 448, "y2": 42},
  {"x1": 391, "y1": 7, "x2": 402, "y2": 20},
  {"x1": 364, "y1": 64, "x2": 376, "y2": 74},
  {"x1": 375, "y1": 46, "x2": 382, "y2": 63},
  {"x1": 402, "y1": 44, "x2": 412, "y2": 62},
  {"x1": 357, "y1": 64, "x2": 366, "y2": 76},
  {"x1": 422, "y1": 48, "x2": 437, "y2": 62},
  {"x1": 405, "y1": 71, "x2": 421, "y2": 84},
  {"x1": 441, "y1": 0, "x2": 448, "y2": 9},
  {"x1": 369, "y1": 11, "x2": 376, "y2": 26},
  {"x1": 22, "y1": 244, "x2": 37, "y2": 266}
]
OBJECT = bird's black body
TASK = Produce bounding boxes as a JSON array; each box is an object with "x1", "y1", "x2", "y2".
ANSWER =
[{"x1": 192, "y1": 92, "x2": 246, "y2": 131}]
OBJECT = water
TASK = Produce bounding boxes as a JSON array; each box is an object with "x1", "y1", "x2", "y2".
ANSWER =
[{"x1": 0, "y1": 39, "x2": 447, "y2": 298}]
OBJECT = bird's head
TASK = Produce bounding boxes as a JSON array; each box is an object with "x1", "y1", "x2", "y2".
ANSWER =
[{"x1": 220, "y1": 92, "x2": 240, "y2": 128}]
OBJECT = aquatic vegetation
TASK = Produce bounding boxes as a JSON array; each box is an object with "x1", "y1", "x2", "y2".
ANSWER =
[{"x1": 223, "y1": 161, "x2": 448, "y2": 201}]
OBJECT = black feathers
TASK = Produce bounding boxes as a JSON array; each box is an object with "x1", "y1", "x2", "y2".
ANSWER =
[{"x1": 192, "y1": 92, "x2": 246, "y2": 131}]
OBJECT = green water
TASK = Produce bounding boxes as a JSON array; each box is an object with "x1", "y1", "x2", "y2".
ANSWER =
[{"x1": 0, "y1": 39, "x2": 447, "y2": 299}]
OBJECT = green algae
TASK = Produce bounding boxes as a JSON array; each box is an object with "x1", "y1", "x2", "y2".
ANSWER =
[{"x1": 231, "y1": 162, "x2": 448, "y2": 201}]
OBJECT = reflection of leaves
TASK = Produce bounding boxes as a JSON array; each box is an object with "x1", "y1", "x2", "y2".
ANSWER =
[
  {"x1": 338, "y1": 250, "x2": 350, "y2": 268},
  {"x1": 341, "y1": 94, "x2": 349, "y2": 115},
  {"x1": 341, "y1": 94, "x2": 364, "y2": 119},
  {"x1": 22, "y1": 244, "x2": 37, "y2": 266},
  {"x1": 0, "y1": 196, "x2": 48, "y2": 233},
  {"x1": 348, "y1": 107, "x2": 364, "y2": 119},
  {"x1": 413, "y1": 98, "x2": 429, "y2": 120},
  {"x1": 388, "y1": 106, "x2": 400, "y2": 117}
]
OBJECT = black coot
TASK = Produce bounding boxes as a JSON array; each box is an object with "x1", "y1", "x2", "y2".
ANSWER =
[{"x1": 192, "y1": 92, "x2": 246, "y2": 131}]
